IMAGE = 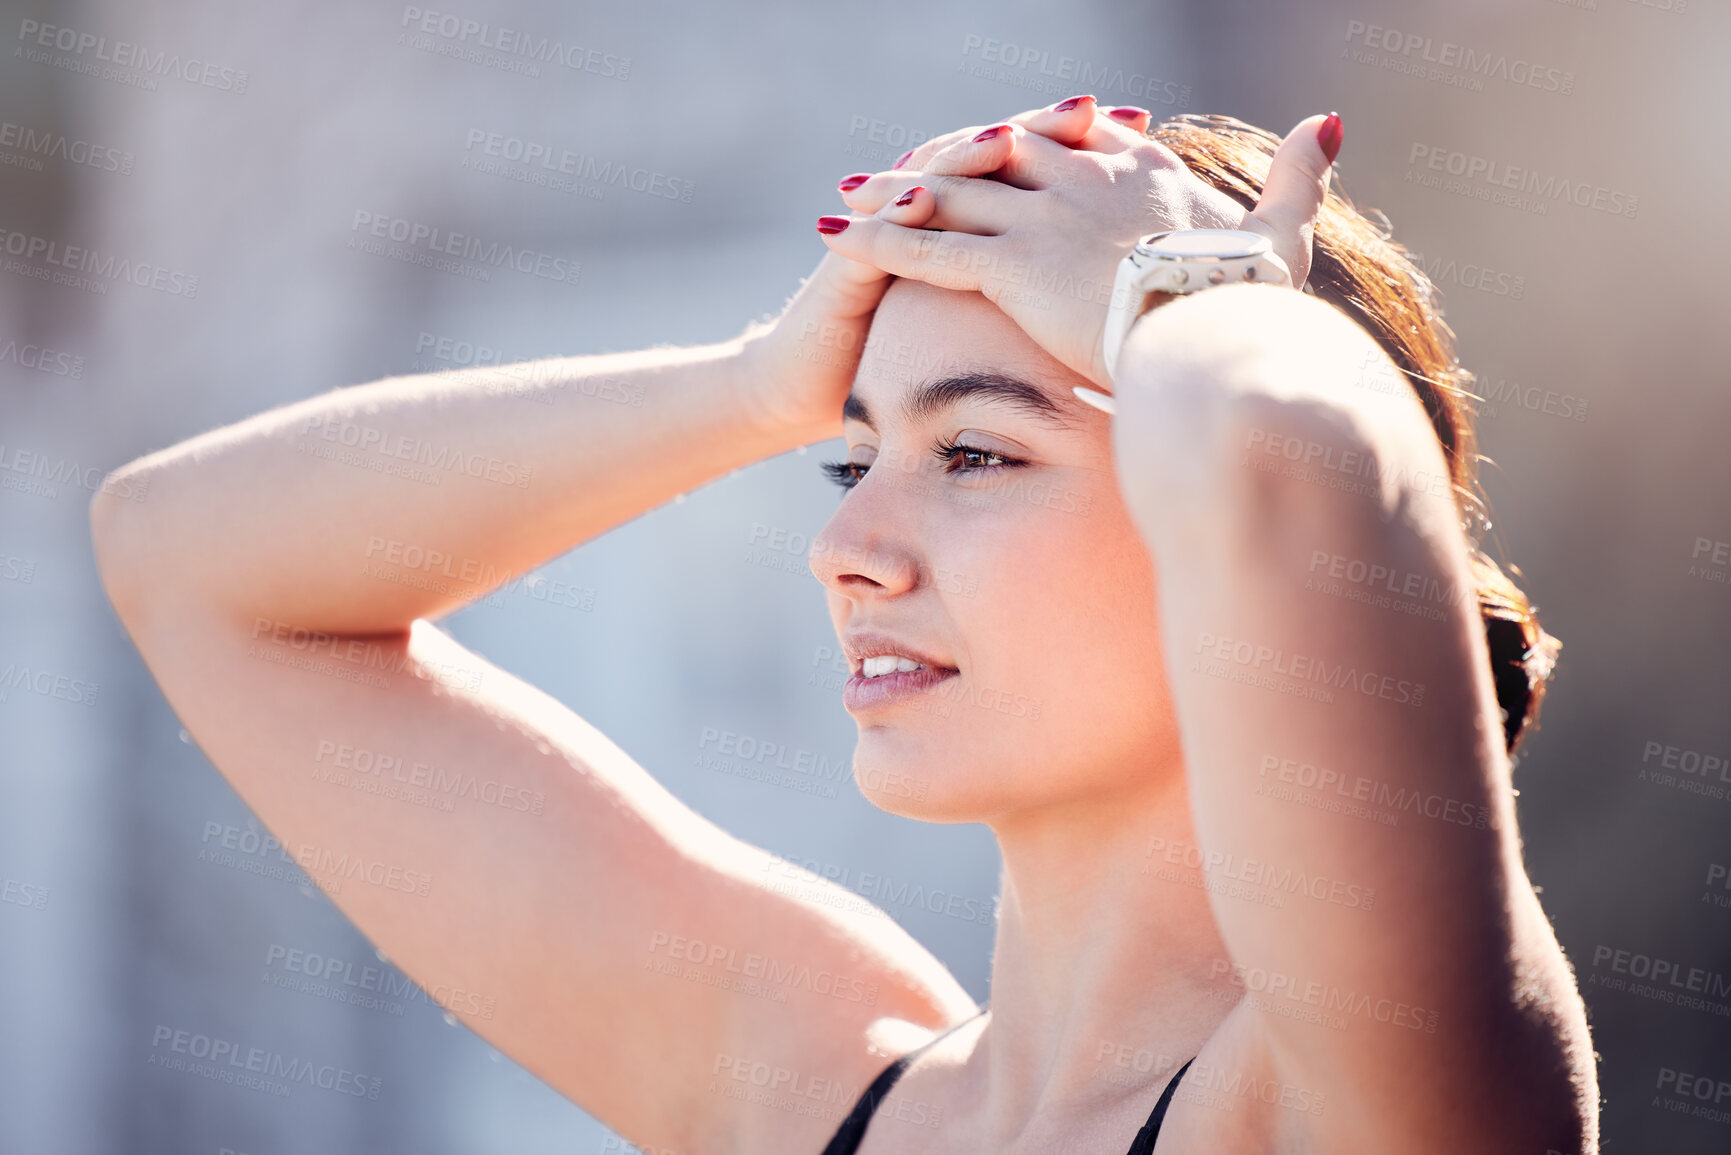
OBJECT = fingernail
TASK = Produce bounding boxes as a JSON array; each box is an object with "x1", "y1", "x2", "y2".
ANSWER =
[
  {"x1": 1054, "y1": 94, "x2": 1095, "y2": 112},
  {"x1": 1106, "y1": 106, "x2": 1150, "y2": 122},
  {"x1": 816, "y1": 216, "x2": 851, "y2": 235},
  {"x1": 892, "y1": 149, "x2": 913, "y2": 169},
  {"x1": 1317, "y1": 111, "x2": 1344, "y2": 165},
  {"x1": 838, "y1": 173, "x2": 870, "y2": 192},
  {"x1": 972, "y1": 124, "x2": 1010, "y2": 143},
  {"x1": 893, "y1": 185, "x2": 924, "y2": 207}
]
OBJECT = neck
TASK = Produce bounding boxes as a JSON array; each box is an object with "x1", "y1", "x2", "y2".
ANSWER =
[{"x1": 966, "y1": 768, "x2": 1240, "y2": 1137}]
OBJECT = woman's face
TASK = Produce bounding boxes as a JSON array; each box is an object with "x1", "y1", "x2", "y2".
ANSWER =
[{"x1": 810, "y1": 279, "x2": 1184, "y2": 823}]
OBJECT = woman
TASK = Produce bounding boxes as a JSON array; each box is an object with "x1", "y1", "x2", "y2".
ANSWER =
[{"x1": 90, "y1": 98, "x2": 1599, "y2": 1153}]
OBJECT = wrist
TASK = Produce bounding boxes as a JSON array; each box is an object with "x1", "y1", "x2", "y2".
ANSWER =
[
  {"x1": 733, "y1": 327, "x2": 846, "y2": 448},
  {"x1": 1101, "y1": 229, "x2": 1292, "y2": 386},
  {"x1": 1116, "y1": 281, "x2": 1298, "y2": 393}
]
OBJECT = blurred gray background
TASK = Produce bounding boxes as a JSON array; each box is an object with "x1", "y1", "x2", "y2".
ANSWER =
[{"x1": 2, "y1": 0, "x2": 1728, "y2": 1151}]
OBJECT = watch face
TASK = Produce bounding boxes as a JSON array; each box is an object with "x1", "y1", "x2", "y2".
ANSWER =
[{"x1": 1144, "y1": 228, "x2": 1270, "y2": 260}]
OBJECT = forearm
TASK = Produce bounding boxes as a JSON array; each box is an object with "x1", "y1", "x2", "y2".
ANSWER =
[
  {"x1": 1111, "y1": 283, "x2": 1457, "y2": 553},
  {"x1": 1112, "y1": 282, "x2": 1501, "y2": 867},
  {"x1": 1112, "y1": 286, "x2": 1588, "y2": 1138},
  {"x1": 93, "y1": 334, "x2": 827, "y2": 635}
]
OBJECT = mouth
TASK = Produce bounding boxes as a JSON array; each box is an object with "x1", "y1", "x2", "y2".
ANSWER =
[{"x1": 842, "y1": 641, "x2": 961, "y2": 713}]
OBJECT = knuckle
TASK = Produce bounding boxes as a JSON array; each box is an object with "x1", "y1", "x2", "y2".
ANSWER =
[
  {"x1": 912, "y1": 130, "x2": 964, "y2": 165},
  {"x1": 869, "y1": 223, "x2": 899, "y2": 263},
  {"x1": 927, "y1": 173, "x2": 968, "y2": 198},
  {"x1": 1136, "y1": 140, "x2": 1183, "y2": 169},
  {"x1": 928, "y1": 141, "x2": 983, "y2": 176}
]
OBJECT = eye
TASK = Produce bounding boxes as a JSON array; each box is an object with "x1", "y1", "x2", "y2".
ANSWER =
[
  {"x1": 820, "y1": 444, "x2": 877, "y2": 490},
  {"x1": 819, "y1": 459, "x2": 868, "y2": 490},
  {"x1": 820, "y1": 435, "x2": 1028, "y2": 492},
  {"x1": 933, "y1": 435, "x2": 1026, "y2": 476}
]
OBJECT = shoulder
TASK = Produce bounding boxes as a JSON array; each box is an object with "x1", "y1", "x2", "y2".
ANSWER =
[{"x1": 717, "y1": 1010, "x2": 985, "y2": 1155}]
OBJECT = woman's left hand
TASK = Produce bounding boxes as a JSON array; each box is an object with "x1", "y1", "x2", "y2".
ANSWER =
[{"x1": 816, "y1": 107, "x2": 1341, "y2": 390}]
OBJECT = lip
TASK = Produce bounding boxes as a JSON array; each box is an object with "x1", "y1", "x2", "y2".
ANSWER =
[
  {"x1": 840, "y1": 631, "x2": 960, "y2": 713},
  {"x1": 841, "y1": 631, "x2": 955, "y2": 674},
  {"x1": 843, "y1": 665, "x2": 960, "y2": 713}
]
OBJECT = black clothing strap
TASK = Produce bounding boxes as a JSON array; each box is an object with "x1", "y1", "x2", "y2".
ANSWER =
[
  {"x1": 816, "y1": 1048, "x2": 919, "y2": 1155},
  {"x1": 1125, "y1": 1057, "x2": 1196, "y2": 1155},
  {"x1": 818, "y1": 1009, "x2": 987, "y2": 1155},
  {"x1": 819, "y1": 1011, "x2": 1196, "y2": 1155}
]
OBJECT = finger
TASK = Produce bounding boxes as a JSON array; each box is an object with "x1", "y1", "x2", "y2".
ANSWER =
[
  {"x1": 841, "y1": 122, "x2": 1022, "y2": 212},
  {"x1": 1005, "y1": 94, "x2": 1102, "y2": 146},
  {"x1": 1094, "y1": 105, "x2": 1154, "y2": 143},
  {"x1": 924, "y1": 124, "x2": 1081, "y2": 191},
  {"x1": 815, "y1": 212, "x2": 1005, "y2": 298},
  {"x1": 820, "y1": 170, "x2": 940, "y2": 240},
  {"x1": 981, "y1": 128, "x2": 1092, "y2": 190},
  {"x1": 1019, "y1": 104, "x2": 1155, "y2": 155},
  {"x1": 1251, "y1": 112, "x2": 1338, "y2": 242},
  {"x1": 848, "y1": 124, "x2": 1081, "y2": 213},
  {"x1": 891, "y1": 121, "x2": 1005, "y2": 174},
  {"x1": 891, "y1": 94, "x2": 1100, "y2": 172},
  {"x1": 896, "y1": 119, "x2": 1019, "y2": 181},
  {"x1": 844, "y1": 120, "x2": 1075, "y2": 209},
  {"x1": 807, "y1": 227, "x2": 893, "y2": 306},
  {"x1": 807, "y1": 185, "x2": 941, "y2": 305},
  {"x1": 840, "y1": 172, "x2": 1024, "y2": 234}
]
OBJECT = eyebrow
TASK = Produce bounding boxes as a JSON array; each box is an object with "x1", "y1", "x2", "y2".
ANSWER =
[{"x1": 842, "y1": 371, "x2": 1077, "y2": 431}]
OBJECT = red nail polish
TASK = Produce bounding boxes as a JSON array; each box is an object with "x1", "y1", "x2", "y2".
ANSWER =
[
  {"x1": 892, "y1": 149, "x2": 913, "y2": 169},
  {"x1": 893, "y1": 186, "x2": 923, "y2": 207},
  {"x1": 838, "y1": 173, "x2": 870, "y2": 192},
  {"x1": 1054, "y1": 94, "x2": 1095, "y2": 112},
  {"x1": 1317, "y1": 111, "x2": 1343, "y2": 165},
  {"x1": 1106, "y1": 106, "x2": 1150, "y2": 122},
  {"x1": 816, "y1": 216, "x2": 850, "y2": 235},
  {"x1": 972, "y1": 124, "x2": 1009, "y2": 143}
]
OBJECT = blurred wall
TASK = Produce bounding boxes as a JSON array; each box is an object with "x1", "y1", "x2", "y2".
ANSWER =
[{"x1": 1, "y1": 0, "x2": 1727, "y2": 1151}]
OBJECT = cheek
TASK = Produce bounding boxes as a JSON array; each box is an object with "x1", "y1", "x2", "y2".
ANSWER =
[{"x1": 939, "y1": 490, "x2": 1164, "y2": 708}]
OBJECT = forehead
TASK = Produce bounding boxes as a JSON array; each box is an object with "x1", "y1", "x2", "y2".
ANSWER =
[{"x1": 850, "y1": 280, "x2": 1088, "y2": 426}]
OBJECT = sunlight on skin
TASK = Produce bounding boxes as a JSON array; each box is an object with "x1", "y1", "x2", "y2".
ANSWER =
[{"x1": 810, "y1": 277, "x2": 1188, "y2": 827}]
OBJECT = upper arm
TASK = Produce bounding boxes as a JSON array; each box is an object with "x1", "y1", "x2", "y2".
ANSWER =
[
  {"x1": 96, "y1": 585, "x2": 977, "y2": 1153},
  {"x1": 1114, "y1": 286, "x2": 1596, "y2": 1151}
]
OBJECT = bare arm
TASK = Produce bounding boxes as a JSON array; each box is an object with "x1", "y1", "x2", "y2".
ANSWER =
[
  {"x1": 94, "y1": 336, "x2": 832, "y2": 635},
  {"x1": 90, "y1": 321, "x2": 978, "y2": 1154},
  {"x1": 1113, "y1": 284, "x2": 1598, "y2": 1154}
]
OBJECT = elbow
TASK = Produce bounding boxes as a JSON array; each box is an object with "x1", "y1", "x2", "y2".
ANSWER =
[
  {"x1": 88, "y1": 462, "x2": 160, "y2": 630},
  {"x1": 1110, "y1": 285, "x2": 1451, "y2": 550}
]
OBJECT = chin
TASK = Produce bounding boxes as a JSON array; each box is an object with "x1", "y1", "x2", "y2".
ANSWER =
[
  {"x1": 846, "y1": 718, "x2": 1070, "y2": 825},
  {"x1": 847, "y1": 691, "x2": 1180, "y2": 824},
  {"x1": 849, "y1": 724, "x2": 995, "y2": 824}
]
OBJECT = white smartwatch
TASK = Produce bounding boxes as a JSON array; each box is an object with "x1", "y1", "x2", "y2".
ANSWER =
[{"x1": 1077, "y1": 228, "x2": 1292, "y2": 414}]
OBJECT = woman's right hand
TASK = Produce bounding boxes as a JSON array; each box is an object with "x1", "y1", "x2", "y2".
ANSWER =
[{"x1": 741, "y1": 96, "x2": 1134, "y2": 437}]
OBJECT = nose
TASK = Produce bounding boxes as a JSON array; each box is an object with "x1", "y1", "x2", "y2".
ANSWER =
[{"x1": 808, "y1": 484, "x2": 925, "y2": 599}]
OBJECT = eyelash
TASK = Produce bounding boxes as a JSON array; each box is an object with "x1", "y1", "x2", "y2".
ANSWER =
[{"x1": 819, "y1": 437, "x2": 1027, "y2": 490}]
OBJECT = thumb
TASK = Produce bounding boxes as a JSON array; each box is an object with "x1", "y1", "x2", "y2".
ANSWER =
[
  {"x1": 1250, "y1": 112, "x2": 1340, "y2": 283},
  {"x1": 805, "y1": 187, "x2": 941, "y2": 322}
]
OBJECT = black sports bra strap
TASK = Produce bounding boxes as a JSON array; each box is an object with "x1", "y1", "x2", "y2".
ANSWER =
[
  {"x1": 817, "y1": 1049, "x2": 920, "y2": 1155},
  {"x1": 818, "y1": 1011, "x2": 1194, "y2": 1155},
  {"x1": 1125, "y1": 1056, "x2": 1196, "y2": 1155},
  {"x1": 818, "y1": 1008, "x2": 988, "y2": 1155}
]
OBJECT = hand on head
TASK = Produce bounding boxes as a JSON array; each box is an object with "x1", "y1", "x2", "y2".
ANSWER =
[
  {"x1": 742, "y1": 100, "x2": 1340, "y2": 438},
  {"x1": 818, "y1": 100, "x2": 1343, "y2": 390}
]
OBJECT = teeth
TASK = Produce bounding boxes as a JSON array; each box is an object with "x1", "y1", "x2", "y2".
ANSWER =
[{"x1": 862, "y1": 655, "x2": 926, "y2": 678}]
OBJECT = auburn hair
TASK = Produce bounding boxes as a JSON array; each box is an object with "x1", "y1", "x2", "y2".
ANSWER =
[{"x1": 1149, "y1": 113, "x2": 1559, "y2": 757}]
